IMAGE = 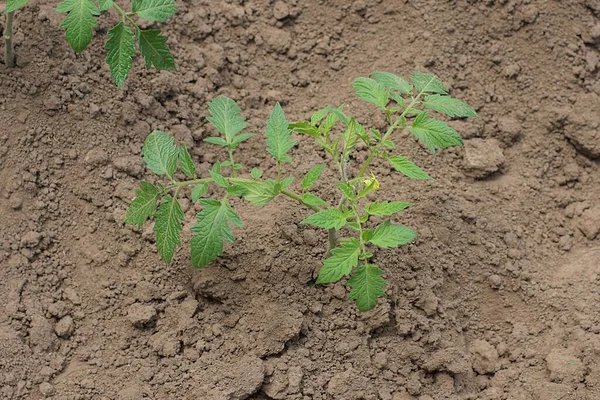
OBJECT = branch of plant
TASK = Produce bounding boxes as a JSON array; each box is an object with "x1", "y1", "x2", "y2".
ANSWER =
[
  {"x1": 4, "y1": 12, "x2": 15, "y2": 68},
  {"x1": 173, "y1": 186, "x2": 182, "y2": 202},
  {"x1": 168, "y1": 177, "x2": 322, "y2": 213},
  {"x1": 327, "y1": 91, "x2": 425, "y2": 252},
  {"x1": 112, "y1": 3, "x2": 139, "y2": 31}
]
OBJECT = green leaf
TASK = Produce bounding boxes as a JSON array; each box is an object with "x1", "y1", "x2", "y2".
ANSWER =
[
  {"x1": 348, "y1": 263, "x2": 387, "y2": 311},
  {"x1": 153, "y1": 195, "x2": 184, "y2": 263},
  {"x1": 179, "y1": 144, "x2": 196, "y2": 178},
  {"x1": 206, "y1": 96, "x2": 247, "y2": 144},
  {"x1": 238, "y1": 180, "x2": 281, "y2": 206},
  {"x1": 191, "y1": 184, "x2": 208, "y2": 202},
  {"x1": 302, "y1": 193, "x2": 327, "y2": 207},
  {"x1": 281, "y1": 176, "x2": 294, "y2": 189},
  {"x1": 365, "y1": 201, "x2": 411, "y2": 217},
  {"x1": 369, "y1": 128, "x2": 382, "y2": 140},
  {"x1": 408, "y1": 112, "x2": 463, "y2": 153},
  {"x1": 289, "y1": 122, "x2": 320, "y2": 138},
  {"x1": 138, "y1": 29, "x2": 176, "y2": 71},
  {"x1": 388, "y1": 155, "x2": 432, "y2": 180},
  {"x1": 369, "y1": 220, "x2": 416, "y2": 248},
  {"x1": 411, "y1": 72, "x2": 447, "y2": 94},
  {"x1": 390, "y1": 92, "x2": 406, "y2": 108},
  {"x1": 203, "y1": 137, "x2": 229, "y2": 147},
  {"x1": 422, "y1": 94, "x2": 476, "y2": 118},
  {"x1": 142, "y1": 130, "x2": 178, "y2": 178},
  {"x1": 231, "y1": 133, "x2": 255, "y2": 148},
  {"x1": 370, "y1": 71, "x2": 412, "y2": 94},
  {"x1": 5, "y1": 0, "x2": 30, "y2": 13},
  {"x1": 191, "y1": 199, "x2": 242, "y2": 268},
  {"x1": 342, "y1": 118, "x2": 359, "y2": 159},
  {"x1": 132, "y1": 0, "x2": 176, "y2": 22},
  {"x1": 251, "y1": 168, "x2": 262, "y2": 180},
  {"x1": 321, "y1": 106, "x2": 343, "y2": 134},
  {"x1": 123, "y1": 182, "x2": 160, "y2": 225},
  {"x1": 209, "y1": 169, "x2": 229, "y2": 189},
  {"x1": 361, "y1": 229, "x2": 373, "y2": 242},
  {"x1": 335, "y1": 181, "x2": 355, "y2": 201},
  {"x1": 316, "y1": 239, "x2": 361, "y2": 284},
  {"x1": 105, "y1": 22, "x2": 135, "y2": 88},
  {"x1": 227, "y1": 184, "x2": 247, "y2": 197},
  {"x1": 347, "y1": 222, "x2": 361, "y2": 231},
  {"x1": 351, "y1": 77, "x2": 389, "y2": 109},
  {"x1": 310, "y1": 106, "x2": 331, "y2": 126},
  {"x1": 266, "y1": 103, "x2": 296, "y2": 163},
  {"x1": 98, "y1": 0, "x2": 113, "y2": 11},
  {"x1": 302, "y1": 164, "x2": 325, "y2": 191},
  {"x1": 301, "y1": 207, "x2": 348, "y2": 230},
  {"x1": 329, "y1": 106, "x2": 351, "y2": 125},
  {"x1": 56, "y1": 0, "x2": 99, "y2": 53}
]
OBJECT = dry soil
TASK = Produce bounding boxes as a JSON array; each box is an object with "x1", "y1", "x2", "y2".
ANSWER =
[{"x1": 1, "y1": 0, "x2": 600, "y2": 399}]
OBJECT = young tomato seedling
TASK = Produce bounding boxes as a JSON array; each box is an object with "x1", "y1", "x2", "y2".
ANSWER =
[
  {"x1": 125, "y1": 71, "x2": 477, "y2": 311},
  {"x1": 2, "y1": 0, "x2": 176, "y2": 86}
]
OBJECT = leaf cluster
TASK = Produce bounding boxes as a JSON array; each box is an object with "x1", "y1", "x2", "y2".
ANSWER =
[
  {"x1": 4, "y1": 0, "x2": 177, "y2": 86},
  {"x1": 125, "y1": 71, "x2": 476, "y2": 311}
]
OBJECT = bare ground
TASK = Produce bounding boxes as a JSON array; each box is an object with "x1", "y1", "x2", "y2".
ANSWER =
[{"x1": 1, "y1": 0, "x2": 600, "y2": 399}]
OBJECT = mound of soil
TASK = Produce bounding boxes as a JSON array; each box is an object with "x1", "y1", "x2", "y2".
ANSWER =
[{"x1": 1, "y1": 0, "x2": 599, "y2": 399}]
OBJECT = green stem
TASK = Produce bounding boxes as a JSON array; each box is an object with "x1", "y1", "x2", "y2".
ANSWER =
[
  {"x1": 328, "y1": 153, "x2": 349, "y2": 254},
  {"x1": 276, "y1": 162, "x2": 281, "y2": 182},
  {"x1": 280, "y1": 188, "x2": 320, "y2": 213},
  {"x1": 228, "y1": 148, "x2": 237, "y2": 178},
  {"x1": 351, "y1": 204, "x2": 366, "y2": 254},
  {"x1": 168, "y1": 177, "x2": 321, "y2": 213},
  {"x1": 327, "y1": 229, "x2": 338, "y2": 255},
  {"x1": 112, "y1": 3, "x2": 139, "y2": 30},
  {"x1": 4, "y1": 12, "x2": 15, "y2": 68},
  {"x1": 173, "y1": 186, "x2": 182, "y2": 202}
]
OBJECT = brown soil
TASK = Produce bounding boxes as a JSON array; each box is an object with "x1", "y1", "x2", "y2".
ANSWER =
[{"x1": 1, "y1": 0, "x2": 600, "y2": 399}]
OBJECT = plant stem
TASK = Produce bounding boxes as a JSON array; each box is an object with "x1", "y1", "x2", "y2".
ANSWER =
[
  {"x1": 279, "y1": 188, "x2": 320, "y2": 212},
  {"x1": 327, "y1": 228, "x2": 338, "y2": 255},
  {"x1": 4, "y1": 12, "x2": 15, "y2": 68},
  {"x1": 112, "y1": 3, "x2": 139, "y2": 30},
  {"x1": 173, "y1": 186, "x2": 182, "y2": 202},
  {"x1": 327, "y1": 154, "x2": 350, "y2": 253},
  {"x1": 352, "y1": 204, "x2": 366, "y2": 254},
  {"x1": 169, "y1": 177, "x2": 322, "y2": 213},
  {"x1": 228, "y1": 148, "x2": 237, "y2": 178},
  {"x1": 276, "y1": 162, "x2": 281, "y2": 182}
]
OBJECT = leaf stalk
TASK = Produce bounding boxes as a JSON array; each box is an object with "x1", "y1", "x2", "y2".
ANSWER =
[
  {"x1": 112, "y1": 3, "x2": 139, "y2": 32},
  {"x1": 169, "y1": 177, "x2": 321, "y2": 213}
]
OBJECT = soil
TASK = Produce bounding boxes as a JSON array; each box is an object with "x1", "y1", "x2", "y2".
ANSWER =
[{"x1": 1, "y1": 0, "x2": 600, "y2": 399}]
